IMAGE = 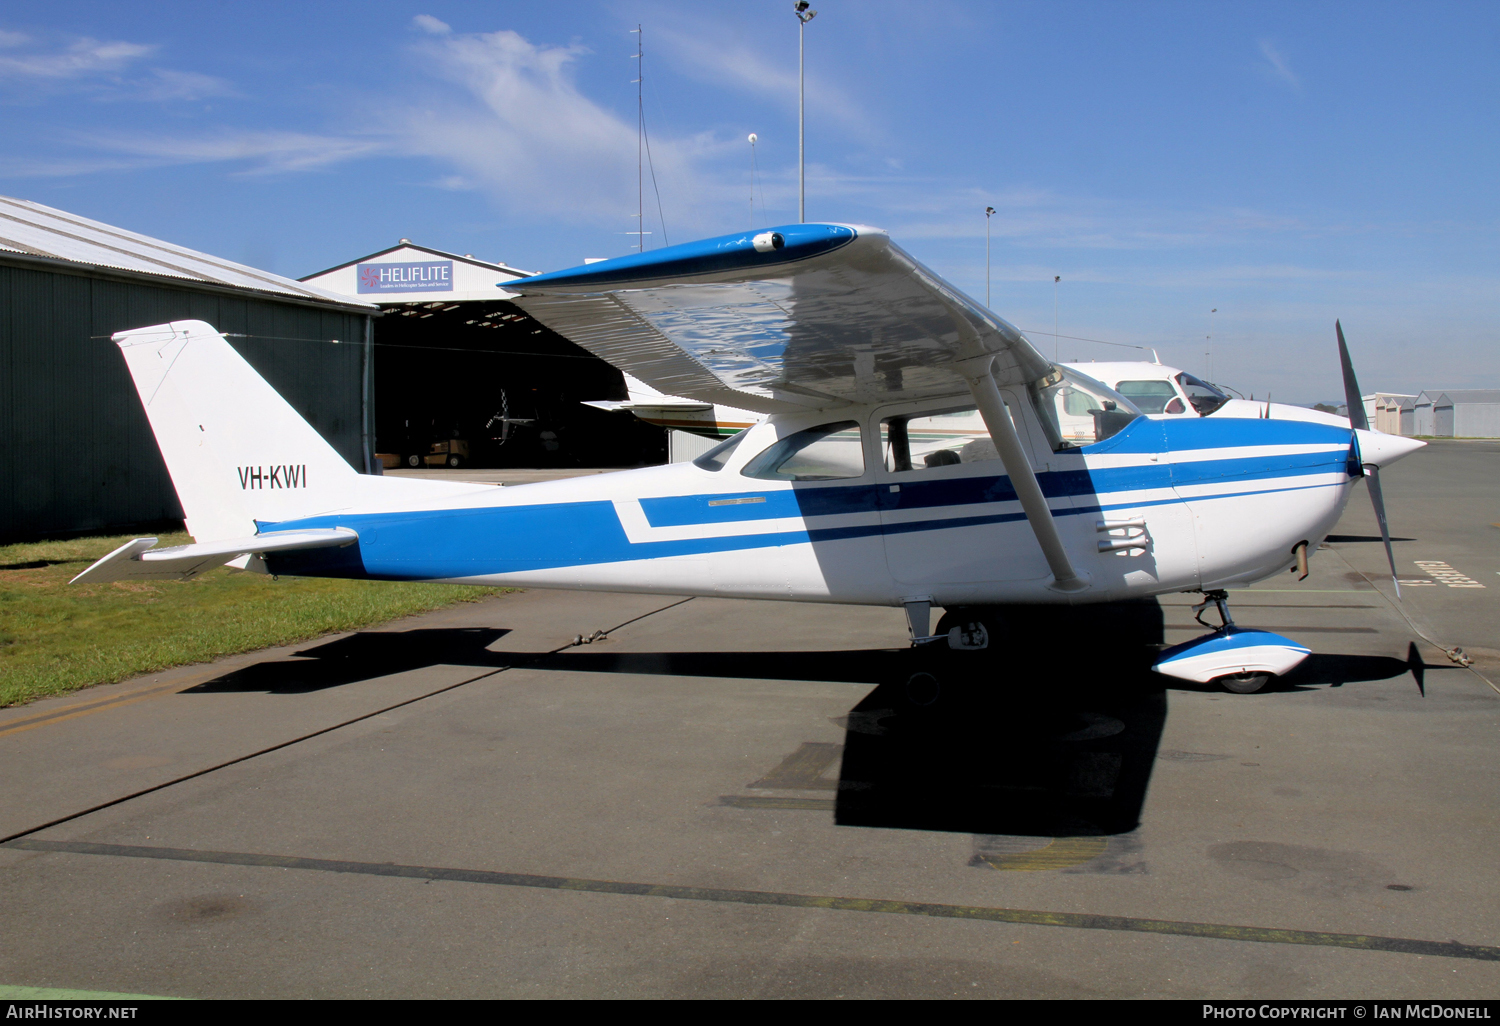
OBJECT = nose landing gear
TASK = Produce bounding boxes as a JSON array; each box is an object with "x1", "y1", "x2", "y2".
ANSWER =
[{"x1": 1153, "y1": 590, "x2": 1311, "y2": 694}]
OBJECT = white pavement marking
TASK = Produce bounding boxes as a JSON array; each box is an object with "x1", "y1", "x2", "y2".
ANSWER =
[{"x1": 1412, "y1": 560, "x2": 1486, "y2": 588}]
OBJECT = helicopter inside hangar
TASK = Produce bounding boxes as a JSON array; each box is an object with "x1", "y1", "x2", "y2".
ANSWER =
[{"x1": 301, "y1": 241, "x2": 667, "y2": 470}]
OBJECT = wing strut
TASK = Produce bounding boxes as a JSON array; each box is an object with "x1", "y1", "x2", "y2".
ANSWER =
[{"x1": 960, "y1": 357, "x2": 1088, "y2": 593}]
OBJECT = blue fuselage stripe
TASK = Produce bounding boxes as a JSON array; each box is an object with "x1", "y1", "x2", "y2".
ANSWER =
[{"x1": 262, "y1": 418, "x2": 1355, "y2": 581}]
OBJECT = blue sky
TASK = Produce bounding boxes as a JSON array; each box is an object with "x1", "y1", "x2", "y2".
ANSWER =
[{"x1": 2, "y1": 1, "x2": 1496, "y2": 401}]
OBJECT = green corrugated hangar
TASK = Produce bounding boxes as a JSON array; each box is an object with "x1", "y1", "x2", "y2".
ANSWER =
[{"x1": 0, "y1": 194, "x2": 378, "y2": 544}]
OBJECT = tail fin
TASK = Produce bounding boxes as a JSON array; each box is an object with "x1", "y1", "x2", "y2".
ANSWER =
[
  {"x1": 114, "y1": 320, "x2": 366, "y2": 540},
  {"x1": 622, "y1": 372, "x2": 673, "y2": 403}
]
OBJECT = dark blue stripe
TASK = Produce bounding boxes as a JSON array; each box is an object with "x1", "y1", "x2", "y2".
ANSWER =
[
  {"x1": 260, "y1": 418, "x2": 1355, "y2": 581},
  {"x1": 641, "y1": 451, "x2": 1348, "y2": 529},
  {"x1": 261, "y1": 477, "x2": 1346, "y2": 583}
]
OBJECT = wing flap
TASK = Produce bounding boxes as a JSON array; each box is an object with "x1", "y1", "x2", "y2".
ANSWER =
[{"x1": 71, "y1": 528, "x2": 358, "y2": 584}]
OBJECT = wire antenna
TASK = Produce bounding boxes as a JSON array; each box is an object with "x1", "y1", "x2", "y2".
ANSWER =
[
  {"x1": 631, "y1": 26, "x2": 669, "y2": 249},
  {"x1": 632, "y1": 27, "x2": 643, "y2": 252}
]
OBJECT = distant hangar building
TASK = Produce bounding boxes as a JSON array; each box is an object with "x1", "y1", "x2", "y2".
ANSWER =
[
  {"x1": 301, "y1": 242, "x2": 665, "y2": 469},
  {"x1": 1412, "y1": 390, "x2": 1500, "y2": 438},
  {"x1": 0, "y1": 194, "x2": 377, "y2": 543}
]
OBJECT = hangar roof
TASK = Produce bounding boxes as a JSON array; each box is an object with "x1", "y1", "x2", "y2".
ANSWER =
[
  {"x1": 1434, "y1": 390, "x2": 1500, "y2": 405},
  {"x1": 0, "y1": 194, "x2": 375, "y2": 311},
  {"x1": 1415, "y1": 390, "x2": 1500, "y2": 407}
]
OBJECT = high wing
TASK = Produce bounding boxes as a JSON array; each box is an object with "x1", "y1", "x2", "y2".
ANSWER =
[
  {"x1": 508, "y1": 224, "x2": 1051, "y2": 414},
  {"x1": 510, "y1": 223, "x2": 1081, "y2": 591}
]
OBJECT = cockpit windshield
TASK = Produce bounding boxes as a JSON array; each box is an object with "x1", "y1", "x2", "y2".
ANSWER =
[
  {"x1": 1176, "y1": 373, "x2": 1230, "y2": 416},
  {"x1": 1029, "y1": 367, "x2": 1143, "y2": 452}
]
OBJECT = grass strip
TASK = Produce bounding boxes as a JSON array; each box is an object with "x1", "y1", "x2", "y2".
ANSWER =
[{"x1": 0, "y1": 532, "x2": 506, "y2": 708}]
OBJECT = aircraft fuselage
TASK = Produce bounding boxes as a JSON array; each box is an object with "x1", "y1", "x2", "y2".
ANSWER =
[{"x1": 265, "y1": 397, "x2": 1361, "y2": 608}]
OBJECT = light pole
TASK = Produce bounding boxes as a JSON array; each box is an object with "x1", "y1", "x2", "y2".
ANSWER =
[
  {"x1": 1053, "y1": 275, "x2": 1061, "y2": 361},
  {"x1": 795, "y1": 1, "x2": 817, "y2": 223},
  {"x1": 748, "y1": 133, "x2": 759, "y2": 227},
  {"x1": 1207, "y1": 307, "x2": 1217, "y2": 381},
  {"x1": 985, "y1": 206, "x2": 995, "y2": 308}
]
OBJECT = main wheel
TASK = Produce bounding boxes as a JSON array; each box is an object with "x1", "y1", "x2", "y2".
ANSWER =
[
  {"x1": 1217, "y1": 672, "x2": 1271, "y2": 694},
  {"x1": 447, "y1": 454, "x2": 463, "y2": 468},
  {"x1": 934, "y1": 607, "x2": 1007, "y2": 653},
  {"x1": 405, "y1": 453, "x2": 422, "y2": 468},
  {"x1": 902, "y1": 670, "x2": 942, "y2": 708}
]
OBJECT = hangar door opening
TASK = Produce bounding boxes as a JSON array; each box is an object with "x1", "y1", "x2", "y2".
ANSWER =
[{"x1": 373, "y1": 299, "x2": 667, "y2": 469}]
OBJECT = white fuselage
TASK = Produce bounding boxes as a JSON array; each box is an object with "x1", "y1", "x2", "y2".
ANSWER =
[{"x1": 267, "y1": 390, "x2": 1366, "y2": 609}]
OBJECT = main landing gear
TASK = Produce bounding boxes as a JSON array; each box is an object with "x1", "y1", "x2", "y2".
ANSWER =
[
  {"x1": 1152, "y1": 590, "x2": 1312, "y2": 695},
  {"x1": 892, "y1": 602, "x2": 1007, "y2": 709}
]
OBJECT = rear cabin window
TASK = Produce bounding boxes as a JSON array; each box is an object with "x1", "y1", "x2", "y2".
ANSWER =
[
  {"x1": 741, "y1": 422, "x2": 865, "y2": 481},
  {"x1": 1115, "y1": 380, "x2": 1180, "y2": 415},
  {"x1": 881, "y1": 405, "x2": 1006, "y2": 472},
  {"x1": 692, "y1": 429, "x2": 748, "y2": 471}
]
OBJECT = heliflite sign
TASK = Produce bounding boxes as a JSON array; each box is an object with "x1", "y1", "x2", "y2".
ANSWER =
[{"x1": 357, "y1": 260, "x2": 453, "y2": 294}]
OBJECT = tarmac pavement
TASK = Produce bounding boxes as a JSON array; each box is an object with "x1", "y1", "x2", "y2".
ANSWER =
[{"x1": 0, "y1": 441, "x2": 1495, "y2": 999}]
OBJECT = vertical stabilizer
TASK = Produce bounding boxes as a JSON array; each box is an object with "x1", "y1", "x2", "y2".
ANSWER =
[{"x1": 114, "y1": 320, "x2": 361, "y2": 541}]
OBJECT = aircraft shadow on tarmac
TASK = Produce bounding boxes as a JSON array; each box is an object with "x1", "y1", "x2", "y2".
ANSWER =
[
  {"x1": 182, "y1": 628, "x2": 513, "y2": 694},
  {"x1": 179, "y1": 609, "x2": 1427, "y2": 837}
]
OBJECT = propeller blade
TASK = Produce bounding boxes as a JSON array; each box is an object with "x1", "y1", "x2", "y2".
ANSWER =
[
  {"x1": 1335, "y1": 320, "x2": 1370, "y2": 431},
  {"x1": 1364, "y1": 464, "x2": 1401, "y2": 599},
  {"x1": 1336, "y1": 321, "x2": 1401, "y2": 598}
]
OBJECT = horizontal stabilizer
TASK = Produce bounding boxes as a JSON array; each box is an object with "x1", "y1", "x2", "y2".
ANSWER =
[
  {"x1": 583, "y1": 399, "x2": 713, "y2": 413},
  {"x1": 71, "y1": 528, "x2": 358, "y2": 584}
]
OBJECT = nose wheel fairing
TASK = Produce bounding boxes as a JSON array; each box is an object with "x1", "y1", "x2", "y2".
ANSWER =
[
  {"x1": 1151, "y1": 628, "x2": 1311, "y2": 685},
  {"x1": 1151, "y1": 593, "x2": 1310, "y2": 686}
]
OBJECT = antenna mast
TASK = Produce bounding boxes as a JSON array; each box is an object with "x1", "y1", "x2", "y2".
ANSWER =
[{"x1": 635, "y1": 26, "x2": 643, "y2": 252}]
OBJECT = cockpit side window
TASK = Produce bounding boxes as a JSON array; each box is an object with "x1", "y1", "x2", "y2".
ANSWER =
[
  {"x1": 1176, "y1": 373, "x2": 1230, "y2": 416},
  {"x1": 741, "y1": 421, "x2": 865, "y2": 481},
  {"x1": 1115, "y1": 379, "x2": 1179, "y2": 415},
  {"x1": 1029, "y1": 367, "x2": 1143, "y2": 452},
  {"x1": 881, "y1": 405, "x2": 1006, "y2": 472},
  {"x1": 692, "y1": 429, "x2": 749, "y2": 471}
]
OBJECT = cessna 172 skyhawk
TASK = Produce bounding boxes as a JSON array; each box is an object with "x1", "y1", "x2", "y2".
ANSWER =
[{"x1": 75, "y1": 223, "x2": 1422, "y2": 695}]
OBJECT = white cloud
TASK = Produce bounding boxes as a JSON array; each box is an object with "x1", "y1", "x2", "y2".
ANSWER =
[
  {"x1": 37, "y1": 130, "x2": 388, "y2": 176},
  {"x1": 0, "y1": 37, "x2": 154, "y2": 79},
  {"x1": 653, "y1": 23, "x2": 876, "y2": 141},
  {"x1": 412, "y1": 15, "x2": 451, "y2": 36},
  {"x1": 0, "y1": 32, "x2": 237, "y2": 102},
  {"x1": 107, "y1": 68, "x2": 239, "y2": 102},
  {"x1": 1258, "y1": 39, "x2": 1299, "y2": 89},
  {"x1": 392, "y1": 28, "x2": 711, "y2": 223},
  {"x1": 0, "y1": 154, "x2": 160, "y2": 177}
]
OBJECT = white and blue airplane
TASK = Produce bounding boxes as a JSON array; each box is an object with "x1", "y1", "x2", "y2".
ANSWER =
[{"x1": 74, "y1": 223, "x2": 1422, "y2": 696}]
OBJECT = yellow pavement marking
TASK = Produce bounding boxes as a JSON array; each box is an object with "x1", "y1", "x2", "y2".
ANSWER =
[
  {"x1": 0, "y1": 984, "x2": 178, "y2": 1000},
  {"x1": 0, "y1": 671, "x2": 224, "y2": 740},
  {"x1": 978, "y1": 837, "x2": 1109, "y2": 871}
]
